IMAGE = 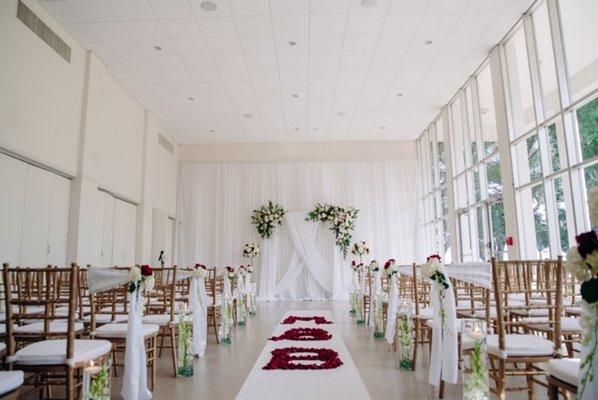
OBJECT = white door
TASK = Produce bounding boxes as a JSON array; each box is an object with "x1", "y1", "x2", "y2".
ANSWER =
[
  {"x1": 112, "y1": 199, "x2": 137, "y2": 266},
  {"x1": 0, "y1": 153, "x2": 27, "y2": 266},
  {"x1": 100, "y1": 193, "x2": 115, "y2": 267},
  {"x1": 47, "y1": 175, "x2": 70, "y2": 266},
  {"x1": 20, "y1": 166, "x2": 53, "y2": 266}
]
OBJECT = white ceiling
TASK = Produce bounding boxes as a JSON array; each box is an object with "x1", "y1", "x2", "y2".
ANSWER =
[{"x1": 38, "y1": 0, "x2": 533, "y2": 144}]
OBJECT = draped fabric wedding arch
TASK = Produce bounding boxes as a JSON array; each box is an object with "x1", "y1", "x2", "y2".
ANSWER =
[{"x1": 178, "y1": 160, "x2": 424, "y2": 301}]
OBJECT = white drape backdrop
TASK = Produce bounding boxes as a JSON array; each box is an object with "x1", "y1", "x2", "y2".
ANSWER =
[{"x1": 177, "y1": 160, "x2": 423, "y2": 300}]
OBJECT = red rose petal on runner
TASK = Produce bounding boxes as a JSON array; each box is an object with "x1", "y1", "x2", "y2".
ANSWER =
[
  {"x1": 263, "y1": 347, "x2": 343, "y2": 370},
  {"x1": 282, "y1": 316, "x2": 333, "y2": 325},
  {"x1": 269, "y1": 328, "x2": 332, "y2": 341}
]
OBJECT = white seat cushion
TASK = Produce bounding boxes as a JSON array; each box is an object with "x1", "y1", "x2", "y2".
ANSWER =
[
  {"x1": 416, "y1": 307, "x2": 433, "y2": 320},
  {"x1": 487, "y1": 334, "x2": 554, "y2": 358},
  {"x1": 14, "y1": 321, "x2": 84, "y2": 334},
  {"x1": 564, "y1": 306, "x2": 581, "y2": 316},
  {"x1": 95, "y1": 323, "x2": 159, "y2": 339},
  {"x1": 425, "y1": 318, "x2": 465, "y2": 332},
  {"x1": 15, "y1": 339, "x2": 111, "y2": 366},
  {"x1": 83, "y1": 314, "x2": 128, "y2": 323},
  {"x1": 0, "y1": 371, "x2": 24, "y2": 395},
  {"x1": 521, "y1": 317, "x2": 581, "y2": 332},
  {"x1": 547, "y1": 358, "x2": 579, "y2": 386},
  {"x1": 511, "y1": 308, "x2": 549, "y2": 317},
  {"x1": 0, "y1": 342, "x2": 6, "y2": 353},
  {"x1": 142, "y1": 314, "x2": 173, "y2": 326}
]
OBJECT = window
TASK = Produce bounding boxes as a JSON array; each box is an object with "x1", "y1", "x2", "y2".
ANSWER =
[
  {"x1": 505, "y1": 27, "x2": 536, "y2": 137},
  {"x1": 436, "y1": 119, "x2": 447, "y2": 185},
  {"x1": 576, "y1": 97, "x2": 598, "y2": 162},
  {"x1": 465, "y1": 85, "x2": 479, "y2": 164},
  {"x1": 451, "y1": 98, "x2": 465, "y2": 175},
  {"x1": 532, "y1": 2, "x2": 560, "y2": 119},
  {"x1": 486, "y1": 155, "x2": 503, "y2": 198},
  {"x1": 558, "y1": 0, "x2": 598, "y2": 101},
  {"x1": 477, "y1": 64, "x2": 498, "y2": 156}
]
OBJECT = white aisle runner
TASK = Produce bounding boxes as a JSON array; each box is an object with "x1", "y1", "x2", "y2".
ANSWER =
[{"x1": 236, "y1": 310, "x2": 371, "y2": 400}]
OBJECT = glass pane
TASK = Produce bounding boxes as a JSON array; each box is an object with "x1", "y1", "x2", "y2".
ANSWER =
[
  {"x1": 505, "y1": 27, "x2": 535, "y2": 137},
  {"x1": 576, "y1": 97, "x2": 598, "y2": 161},
  {"x1": 531, "y1": 184, "x2": 550, "y2": 258},
  {"x1": 429, "y1": 133, "x2": 436, "y2": 187},
  {"x1": 473, "y1": 169, "x2": 482, "y2": 202},
  {"x1": 455, "y1": 175, "x2": 468, "y2": 208},
  {"x1": 486, "y1": 156, "x2": 503, "y2": 198},
  {"x1": 584, "y1": 162, "x2": 598, "y2": 191},
  {"x1": 547, "y1": 122, "x2": 564, "y2": 173},
  {"x1": 553, "y1": 177, "x2": 570, "y2": 254},
  {"x1": 476, "y1": 206, "x2": 486, "y2": 261},
  {"x1": 532, "y1": 1, "x2": 560, "y2": 119},
  {"x1": 559, "y1": 0, "x2": 598, "y2": 101},
  {"x1": 527, "y1": 134, "x2": 543, "y2": 181},
  {"x1": 437, "y1": 120, "x2": 447, "y2": 185},
  {"x1": 442, "y1": 218, "x2": 451, "y2": 262},
  {"x1": 477, "y1": 64, "x2": 498, "y2": 155},
  {"x1": 465, "y1": 85, "x2": 478, "y2": 164},
  {"x1": 490, "y1": 202, "x2": 507, "y2": 260},
  {"x1": 459, "y1": 212, "x2": 472, "y2": 262},
  {"x1": 451, "y1": 98, "x2": 465, "y2": 174},
  {"x1": 441, "y1": 187, "x2": 448, "y2": 216}
]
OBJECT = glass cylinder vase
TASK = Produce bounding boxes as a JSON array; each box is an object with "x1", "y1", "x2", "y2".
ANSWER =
[
  {"x1": 397, "y1": 299, "x2": 414, "y2": 370},
  {"x1": 83, "y1": 359, "x2": 111, "y2": 400},
  {"x1": 355, "y1": 271, "x2": 365, "y2": 324},
  {"x1": 219, "y1": 297, "x2": 233, "y2": 344},
  {"x1": 461, "y1": 319, "x2": 489, "y2": 400},
  {"x1": 373, "y1": 294, "x2": 385, "y2": 338},
  {"x1": 237, "y1": 294, "x2": 247, "y2": 327},
  {"x1": 177, "y1": 312, "x2": 194, "y2": 377}
]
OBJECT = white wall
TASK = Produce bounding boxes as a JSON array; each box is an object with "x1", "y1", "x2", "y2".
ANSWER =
[
  {"x1": 180, "y1": 140, "x2": 417, "y2": 163},
  {"x1": 0, "y1": 0, "x2": 85, "y2": 176},
  {"x1": 0, "y1": 0, "x2": 179, "y2": 267}
]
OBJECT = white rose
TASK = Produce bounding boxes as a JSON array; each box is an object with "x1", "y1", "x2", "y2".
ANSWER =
[
  {"x1": 144, "y1": 276, "x2": 155, "y2": 292},
  {"x1": 130, "y1": 266, "x2": 142, "y2": 282}
]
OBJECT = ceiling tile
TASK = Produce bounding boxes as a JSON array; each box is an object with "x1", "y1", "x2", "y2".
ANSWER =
[
  {"x1": 125, "y1": 20, "x2": 167, "y2": 40},
  {"x1": 137, "y1": 39, "x2": 178, "y2": 56},
  {"x1": 426, "y1": 0, "x2": 469, "y2": 14},
  {"x1": 170, "y1": 37, "x2": 210, "y2": 54},
  {"x1": 387, "y1": 0, "x2": 428, "y2": 14},
  {"x1": 309, "y1": 52, "x2": 341, "y2": 66},
  {"x1": 453, "y1": 14, "x2": 497, "y2": 34},
  {"x1": 228, "y1": 0, "x2": 270, "y2": 16},
  {"x1": 132, "y1": 70, "x2": 164, "y2": 84},
  {"x1": 40, "y1": 1, "x2": 81, "y2": 23},
  {"x1": 417, "y1": 14, "x2": 460, "y2": 34},
  {"x1": 188, "y1": 0, "x2": 233, "y2": 17},
  {"x1": 160, "y1": 69, "x2": 193, "y2": 84},
  {"x1": 345, "y1": 14, "x2": 385, "y2": 34},
  {"x1": 376, "y1": 33, "x2": 412, "y2": 51},
  {"x1": 64, "y1": 23, "x2": 100, "y2": 42},
  {"x1": 234, "y1": 16, "x2": 273, "y2": 35},
  {"x1": 67, "y1": 0, "x2": 117, "y2": 22},
  {"x1": 181, "y1": 54, "x2": 215, "y2": 68},
  {"x1": 160, "y1": 19, "x2": 202, "y2": 38},
  {"x1": 206, "y1": 37, "x2": 243, "y2": 53},
  {"x1": 212, "y1": 53, "x2": 247, "y2": 68},
  {"x1": 244, "y1": 52, "x2": 278, "y2": 67},
  {"x1": 150, "y1": 55, "x2": 186, "y2": 70},
  {"x1": 270, "y1": 0, "x2": 309, "y2": 15},
  {"x1": 147, "y1": 0, "x2": 193, "y2": 19},
  {"x1": 197, "y1": 17, "x2": 237, "y2": 36},
  {"x1": 465, "y1": 0, "x2": 510, "y2": 14},
  {"x1": 309, "y1": 0, "x2": 350, "y2": 14},
  {"x1": 309, "y1": 35, "x2": 344, "y2": 52},
  {"x1": 348, "y1": 0, "x2": 391, "y2": 14},
  {"x1": 88, "y1": 22, "x2": 132, "y2": 41},
  {"x1": 107, "y1": 0, "x2": 156, "y2": 21},
  {"x1": 272, "y1": 15, "x2": 309, "y2": 35},
  {"x1": 239, "y1": 35, "x2": 276, "y2": 52},
  {"x1": 275, "y1": 36, "x2": 309, "y2": 52},
  {"x1": 342, "y1": 34, "x2": 379, "y2": 52},
  {"x1": 309, "y1": 14, "x2": 347, "y2": 34},
  {"x1": 104, "y1": 41, "x2": 145, "y2": 57}
]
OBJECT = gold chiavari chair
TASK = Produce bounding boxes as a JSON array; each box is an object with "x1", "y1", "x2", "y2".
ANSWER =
[
  {"x1": 3, "y1": 263, "x2": 111, "y2": 400},
  {"x1": 206, "y1": 267, "x2": 222, "y2": 343},
  {"x1": 547, "y1": 357, "x2": 579, "y2": 399},
  {"x1": 143, "y1": 266, "x2": 180, "y2": 377},
  {"x1": 364, "y1": 267, "x2": 373, "y2": 326},
  {"x1": 488, "y1": 257, "x2": 563, "y2": 399},
  {"x1": 411, "y1": 263, "x2": 432, "y2": 371},
  {"x1": 87, "y1": 268, "x2": 159, "y2": 389}
]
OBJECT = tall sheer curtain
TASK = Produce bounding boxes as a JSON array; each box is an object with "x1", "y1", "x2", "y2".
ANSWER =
[{"x1": 177, "y1": 160, "x2": 423, "y2": 300}]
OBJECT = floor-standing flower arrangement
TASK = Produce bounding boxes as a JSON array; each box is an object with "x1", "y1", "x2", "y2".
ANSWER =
[
  {"x1": 566, "y1": 230, "x2": 598, "y2": 399},
  {"x1": 352, "y1": 261, "x2": 366, "y2": 325},
  {"x1": 461, "y1": 319, "x2": 489, "y2": 400},
  {"x1": 219, "y1": 266, "x2": 236, "y2": 344},
  {"x1": 251, "y1": 201, "x2": 286, "y2": 239},
  {"x1": 242, "y1": 244, "x2": 260, "y2": 316},
  {"x1": 237, "y1": 266, "x2": 248, "y2": 327},
  {"x1": 420, "y1": 255, "x2": 450, "y2": 328},
  {"x1": 369, "y1": 260, "x2": 385, "y2": 338},
  {"x1": 177, "y1": 309, "x2": 193, "y2": 377},
  {"x1": 397, "y1": 299, "x2": 414, "y2": 370},
  {"x1": 384, "y1": 259, "x2": 400, "y2": 345},
  {"x1": 306, "y1": 203, "x2": 359, "y2": 258}
]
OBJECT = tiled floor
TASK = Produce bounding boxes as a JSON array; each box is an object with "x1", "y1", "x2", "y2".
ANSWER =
[{"x1": 109, "y1": 301, "x2": 548, "y2": 399}]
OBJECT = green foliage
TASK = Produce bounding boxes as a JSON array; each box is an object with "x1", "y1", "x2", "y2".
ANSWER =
[
  {"x1": 578, "y1": 97, "x2": 598, "y2": 161},
  {"x1": 251, "y1": 201, "x2": 286, "y2": 239}
]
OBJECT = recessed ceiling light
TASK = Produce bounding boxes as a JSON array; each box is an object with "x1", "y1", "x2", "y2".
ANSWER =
[
  {"x1": 188, "y1": 97, "x2": 194, "y2": 101},
  {"x1": 209, "y1": 129, "x2": 215, "y2": 133},
  {"x1": 200, "y1": 1, "x2": 218, "y2": 12},
  {"x1": 287, "y1": 40, "x2": 297, "y2": 47},
  {"x1": 397, "y1": 93, "x2": 404, "y2": 97},
  {"x1": 242, "y1": 113, "x2": 253, "y2": 118},
  {"x1": 361, "y1": 0, "x2": 378, "y2": 8},
  {"x1": 379, "y1": 126, "x2": 385, "y2": 130},
  {"x1": 424, "y1": 40, "x2": 433, "y2": 45},
  {"x1": 337, "y1": 111, "x2": 347, "y2": 116},
  {"x1": 292, "y1": 94, "x2": 299, "y2": 98},
  {"x1": 153, "y1": 45, "x2": 162, "y2": 51},
  {"x1": 293, "y1": 128, "x2": 300, "y2": 131}
]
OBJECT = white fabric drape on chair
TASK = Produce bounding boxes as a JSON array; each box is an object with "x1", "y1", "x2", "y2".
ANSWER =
[{"x1": 178, "y1": 160, "x2": 423, "y2": 300}]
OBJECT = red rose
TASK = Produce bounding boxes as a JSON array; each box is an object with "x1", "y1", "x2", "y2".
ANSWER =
[
  {"x1": 426, "y1": 254, "x2": 441, "y2": 262},
  {"x1": 140, "y1": 264, "x2": 153, "y2": 276},
  {"x1": 195, "y1": 263, "x2": 206, "y2": 270},
  {"x1": 384, "y1": 259, "x2": 395, "y2": 269}
]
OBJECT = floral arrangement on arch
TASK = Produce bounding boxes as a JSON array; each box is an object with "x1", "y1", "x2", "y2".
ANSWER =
[
  {"x1": 128, "y1": 264, "x2": 155, "y2": 294},
  {"x1": 243, "y1": 243, "x2": 260, "y2": 259},
  {"x1": 566, "y1": 229, "x2": 598, "y2": 398},
  {"x1": 384, "y1": 259, "x2": 398, "y2": 277},
  {"x1": 251, "y1": 201, "x2": 286, "y2": 239},
  {"x1": 306, "y1": 203, "x2": 359, "y2": 258}
]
